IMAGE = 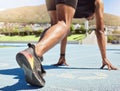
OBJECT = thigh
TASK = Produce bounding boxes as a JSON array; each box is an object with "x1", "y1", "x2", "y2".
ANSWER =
[
  {"x1": 45, "y1": 0, "x2": 56, "y2": 11},
  {"x1": 56, "y1": 0, "x2": 78, "y2": 26}
]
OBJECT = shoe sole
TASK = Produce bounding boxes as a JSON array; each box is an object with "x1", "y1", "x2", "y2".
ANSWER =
[{"x1": 16, "y1": 51, "x2": 45, "y2": 87}]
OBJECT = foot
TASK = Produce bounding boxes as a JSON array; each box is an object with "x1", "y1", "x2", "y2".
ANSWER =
[
  {"x1": 53, "y1": 57, "x2": 69, "y2": 66},
  {"x1": 16, "y1": 43, "x2": 45, "y2": 87},
  {"x1": 100, "y1": 58, "x2": 118, "y2": 70}
]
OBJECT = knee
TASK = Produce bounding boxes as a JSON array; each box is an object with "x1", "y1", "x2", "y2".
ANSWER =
[
  {"x1": 95, "y1": 30, "x2": 105, "y2": 36},
  {"x1": 57, "y1": 21, "x2": 69, "y2": 30}
]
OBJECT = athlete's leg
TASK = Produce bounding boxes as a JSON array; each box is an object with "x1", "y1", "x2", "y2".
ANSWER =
[
  {"x1": 35, "y1": 0, "x2": 78, "y2": 58},
  {"x1": 40, "y1": 0, "x2": 68, "y2": 66},
  {"x1": 52, "y1": 0, "x2": 79, "y2": 66}
]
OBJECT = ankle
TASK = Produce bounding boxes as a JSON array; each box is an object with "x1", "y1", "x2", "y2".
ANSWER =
[
  {"x1": 35, "y1": 45, "x2": 43, "y2": 57},
  {"x1": 60, "y1": 53, "x2": 65, "y2": 57},
  {"x1": 60, "y1": 54, "x2": 65, "y2": 59}
]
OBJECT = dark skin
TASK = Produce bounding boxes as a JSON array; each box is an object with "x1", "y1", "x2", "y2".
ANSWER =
[
  {"x1": 42, "y1": 1, "x2": 69, "y2": 66},
  {"x1": 39, "y1": 0, "x2": 117, "y2": 70},
  {"x1": 94, "y1": 0, "x2": 117, "y2": 70},
  {"x1": 35, "y1": 3, "x2": 76, "y2": 65}
]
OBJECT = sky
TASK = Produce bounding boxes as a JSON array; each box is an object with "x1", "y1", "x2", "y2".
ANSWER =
[{"x1": 0, "y1": 0, "x2": 120, "y2": 16}]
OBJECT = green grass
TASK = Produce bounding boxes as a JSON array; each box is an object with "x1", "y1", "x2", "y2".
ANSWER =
[
  {"x1": 0, "y1": 34, "x2": 85, "y2": 42},
  {"x1": 0, "y1": 46, "x2": 6, "y2": 48},
  {"x1": 67, "y1": 34, "x2": 86, "y2": 41},
  {"x1": 0, "y1": 35, "x2": 39, "y2": 42},
  {"x1": 0, "y1": 46, "x2": 12, "y2": 48}
]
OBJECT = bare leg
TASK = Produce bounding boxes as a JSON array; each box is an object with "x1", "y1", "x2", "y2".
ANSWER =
[
  {"x1": 95, "y1": 0, "x2": 117, "y2": 70},
  {"x1": 35, "y1": 4, "x2": 76, "y2": 59},
  {"x1": 39, "y1": 10, "x2": 69, "y2": 66},
  {"x1": 53, "y1": 35, "x2": 69, "y2": 66},
  {"x1": 39, "y1": 0, "x2": 72, "y2": 66},
  {"x1": 48, "y1": 11, "x2": 69, "y2": 66}
]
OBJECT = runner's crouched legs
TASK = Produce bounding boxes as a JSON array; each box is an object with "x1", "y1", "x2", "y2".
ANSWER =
[{"x1": 16, "y1": 0, "x2": 77, "y2": 87}]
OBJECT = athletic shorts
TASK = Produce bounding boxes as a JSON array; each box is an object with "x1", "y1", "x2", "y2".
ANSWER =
[{"x1": 45, "y1": 0, "x2": 78, "y2": 11}]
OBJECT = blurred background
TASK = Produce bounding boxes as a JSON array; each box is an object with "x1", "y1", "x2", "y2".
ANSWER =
[{"x1": 0, "y1": 0, "x2": 120, "y2": 44}]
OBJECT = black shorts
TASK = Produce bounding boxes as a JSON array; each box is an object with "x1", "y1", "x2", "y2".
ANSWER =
[{"x1": 45, "y1": 0, "x2": 78, "y2": 11}]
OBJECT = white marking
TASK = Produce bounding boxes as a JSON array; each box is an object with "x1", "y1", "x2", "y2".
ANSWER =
[
  {"x1": 58, "y1": 73, "x2": 75, "y2": 79},
  {"x1": 50, "y1": 86, "x2": 79, "y2": 91},
  {"x1": 78, "y1": 72, "x2": 108, "y2": 80},
  {"x1": 48, "y1": 72, "x2": 108, "y2": 80},
  {"x1": 0, "y1": 63, "x2": 9, "y2": 67}
]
